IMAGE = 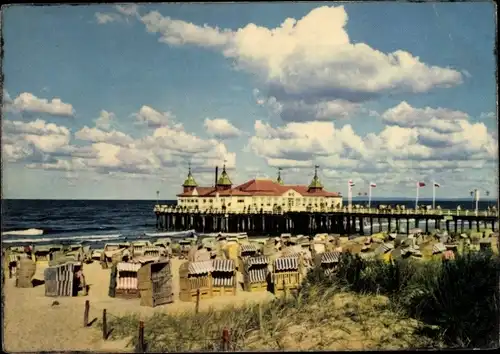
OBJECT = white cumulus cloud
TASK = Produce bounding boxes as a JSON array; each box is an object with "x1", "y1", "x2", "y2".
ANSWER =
[
  {"x1": 254, "y1": 90, "x2": 361, "y2": 122},
  {"x1": 248, "y1": 101, "x2": 497, "y2": 183},
  {"x1": 134, "y1": 105, "x2": 175, "y2": 128},
  {"x1": 75, "y1": 126, "x2": 134, "y2": 147},
  {"x1": 7, "y1": 92, "x2": 75, "y2": 117},
  {"x1": 479, "y1": 111, "x2": 496, "y2": 120},
  {"x1": 95, "y1": 5, "x2": 139, "y2": 25},
  {"x1": 141, "y1": 11, "x2": 232, "y2": 47},
  {"x1": 381, "y1": 101, "x2": 469, "y2": 133},
  {"x1": 95, "y1": 12, "x2": 123, "y2": 24},
  {"x1": 3, "y1": 89, "x2": 12, "y2": 104},
  {"x1": 139, "y1": 6, "x2": 463, "y2": 122},
  {"x1": 17, "y1": 105, "x2": 237, "y2": 180},
  {"x1": 94, "y1": 110, "x2": 116, "y2": 131},
  {"x1": 115, "y1": 4, "x2": 139, "y2": 17},
  {"x1": 2, "y1": 119, "x2": 72, "y2": 162},
  {"x1": 204, "y1": 118, "x2": 242, "y2": 139}
]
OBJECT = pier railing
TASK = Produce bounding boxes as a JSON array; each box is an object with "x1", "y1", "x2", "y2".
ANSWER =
[{"x1": 153, "y1": 205, "x2": 499, "y2": 218}]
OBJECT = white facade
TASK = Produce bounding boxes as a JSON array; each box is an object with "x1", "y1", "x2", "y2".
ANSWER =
[{"x1": 177, "y1": 188, "x2": 343, "y2": 213}]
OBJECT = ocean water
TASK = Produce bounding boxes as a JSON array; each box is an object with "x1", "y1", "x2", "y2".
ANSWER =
[
  {"x1": 1, "y1": 199, "x2": 496, "y2": 248},
  {"x1": 1, "y1": 199, "x2": 173, "y2": 248}
]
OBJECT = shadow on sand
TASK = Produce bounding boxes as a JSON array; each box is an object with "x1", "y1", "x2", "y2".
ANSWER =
[{"x1": 31, "y1": 279, "x2": 45, "y2": 287}]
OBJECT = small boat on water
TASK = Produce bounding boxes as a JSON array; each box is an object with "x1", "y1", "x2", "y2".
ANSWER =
[{"x1": 2, "y1": 228, "x2": 44, "y2": 236}]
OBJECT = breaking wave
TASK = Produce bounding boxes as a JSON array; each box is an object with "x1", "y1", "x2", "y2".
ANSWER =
[
  {"x1": 2, "y1": 233, "x2": 123, "y2": 244},
  {"x1": 2, "y1": 228, "x2": 44, "y2": 236}
]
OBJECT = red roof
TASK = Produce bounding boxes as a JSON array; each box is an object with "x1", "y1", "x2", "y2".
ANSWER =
[
  {"x1": 177, "y1": 179, "x2": 340, "y2": 197},
  {"x1": 177, "y1": 187, "x2": 215, "y2": 197},
  {"x1": 285, "y1": 185, "x2": 340, "y2": 197}
]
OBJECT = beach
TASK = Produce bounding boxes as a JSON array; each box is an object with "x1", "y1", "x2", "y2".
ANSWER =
[
  {"x1": 3, "y1": 258, "x2": 275, "y2": 352},
  {"x1": 2, "y1": 198, "x2": 498, "y2": 351},
  {"x1": 3, "y1": 230, "x2": 498, "y2": 351}
]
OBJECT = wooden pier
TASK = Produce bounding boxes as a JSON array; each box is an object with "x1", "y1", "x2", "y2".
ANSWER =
[{"x1": 154, "y1": 206, "x2": 498, "y2": 236}]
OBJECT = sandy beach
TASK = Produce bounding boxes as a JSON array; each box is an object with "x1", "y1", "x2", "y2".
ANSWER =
[{"x1": 3, "y1": 258, "x2": 276, "y2": 352}]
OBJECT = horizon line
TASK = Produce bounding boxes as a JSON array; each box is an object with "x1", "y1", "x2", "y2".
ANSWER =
[{"x1": 2, "y1": 197, "x2": 498, "y2": 201}]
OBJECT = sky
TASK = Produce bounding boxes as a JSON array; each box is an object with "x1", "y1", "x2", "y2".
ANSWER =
[{"x1": 1, "y1": 2, "x2": 498, "y2": 200}]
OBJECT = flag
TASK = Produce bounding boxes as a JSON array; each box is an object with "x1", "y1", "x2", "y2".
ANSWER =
[
  {"x1": 370, "y1": 182, "x2": 377, "y2": 188},
  {"x1": 433, "y1": 182, "x2": 440, "y2": 188},
  {"x1": 348, "y1": 180, "x2": 355, "y2": 187},
  {"x1": 418, "y1": 182, "x2": 426, "y2": 187}
]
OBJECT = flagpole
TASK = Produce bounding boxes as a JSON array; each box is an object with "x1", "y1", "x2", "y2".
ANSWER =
[
  {"x1": 475, "y1": 189, "x2": 480, "y2": 215},
  {"x1": 368, "y1": 184, "x2": 372, "y2": 210},
  {"x1": 415, "y1": 182, "x2": 419, "y2": 210},
  {"x1": 348, "y1": 181, "x2": 352, "y2": 212},
  {"x1": 432, "y1": 182, "x2": 435, "y2": 210}
]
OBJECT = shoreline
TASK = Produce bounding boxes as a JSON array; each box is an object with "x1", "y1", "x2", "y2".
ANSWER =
[{"x1": 2, "y1": 221, "x2": 496, "y2": 249}]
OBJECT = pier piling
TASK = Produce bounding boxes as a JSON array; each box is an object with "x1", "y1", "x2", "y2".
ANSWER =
[{"x1": 153, "y1": 207, "x2": 497, "y2": 236}]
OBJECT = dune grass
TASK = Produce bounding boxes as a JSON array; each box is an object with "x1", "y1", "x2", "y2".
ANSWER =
[
  {"x1": 99, "y1": 250, "x2": 499, "y2": 351},
  {"x1": 100, "y1": 290, "x2": 439, "y2": 351},
  {"x1": 331, "y1": 251, "x2": 499, "y2": 348}
]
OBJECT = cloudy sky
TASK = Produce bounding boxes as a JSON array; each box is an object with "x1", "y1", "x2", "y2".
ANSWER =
[{"x1": 2, "y1": 3, "x2": 497, "y2": 200}]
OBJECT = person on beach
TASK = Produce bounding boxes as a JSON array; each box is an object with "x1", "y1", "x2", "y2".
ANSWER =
[
  {"x1": 24, "y1": 246, "x2": 32, "y2": 260},
  {"x1": 7, "y1": 254, "x2": 19, "y2": 279},
  {"x1": 74, "y1": 265, "x2": 87, "y2": 296}
]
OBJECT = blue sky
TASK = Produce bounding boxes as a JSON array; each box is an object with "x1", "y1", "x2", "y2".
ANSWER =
[{"x1": 2, "y1": 2, "x2": 497, "y2": 200}]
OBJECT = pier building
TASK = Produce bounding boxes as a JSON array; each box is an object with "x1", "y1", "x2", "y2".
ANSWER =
[
  {"x1": 154, "y1": 165, "x2": 498, "y2": 236},
  {"x1": 176, "y1": 165, "x2": 343, "y2": 213}
]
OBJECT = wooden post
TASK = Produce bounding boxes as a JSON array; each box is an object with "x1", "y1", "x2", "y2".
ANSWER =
[
  {"x1": 195, "y1": 288, "x2": 200, "y2": 314},
  {"x1": 83, "y1": 300, "x2": 90, "y2": 327},
  {"x1": 137, "y1": 321, "x2": 145, "y2": 352},
  {"x1": 222, "y1": 327, "x2": 230, "y2": 351},
  {"x1": 102, "y1": 309, "x2": 107, "y2": 340},
  {"x1": 258, "y1": 303, "x2": 263, "y2": 336}
]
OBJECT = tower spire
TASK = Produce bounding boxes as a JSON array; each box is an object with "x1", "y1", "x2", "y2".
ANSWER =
[
  {"x1": 309, "y1": 164, "x2": 323, "y2": 190},
  {"x1": 182, "y1": 162, "x2": 198, "y2": 189},
  {"x1": 276, "y1": 167, "x2": 284, "y2": 185},
  {"x1": 216, "y1": 159, "x2": 232, "y2": 188}
]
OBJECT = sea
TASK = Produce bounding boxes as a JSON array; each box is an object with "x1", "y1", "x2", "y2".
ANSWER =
[{"x1": 1, "y1": 199, "x2": 497, "y2": 249}]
